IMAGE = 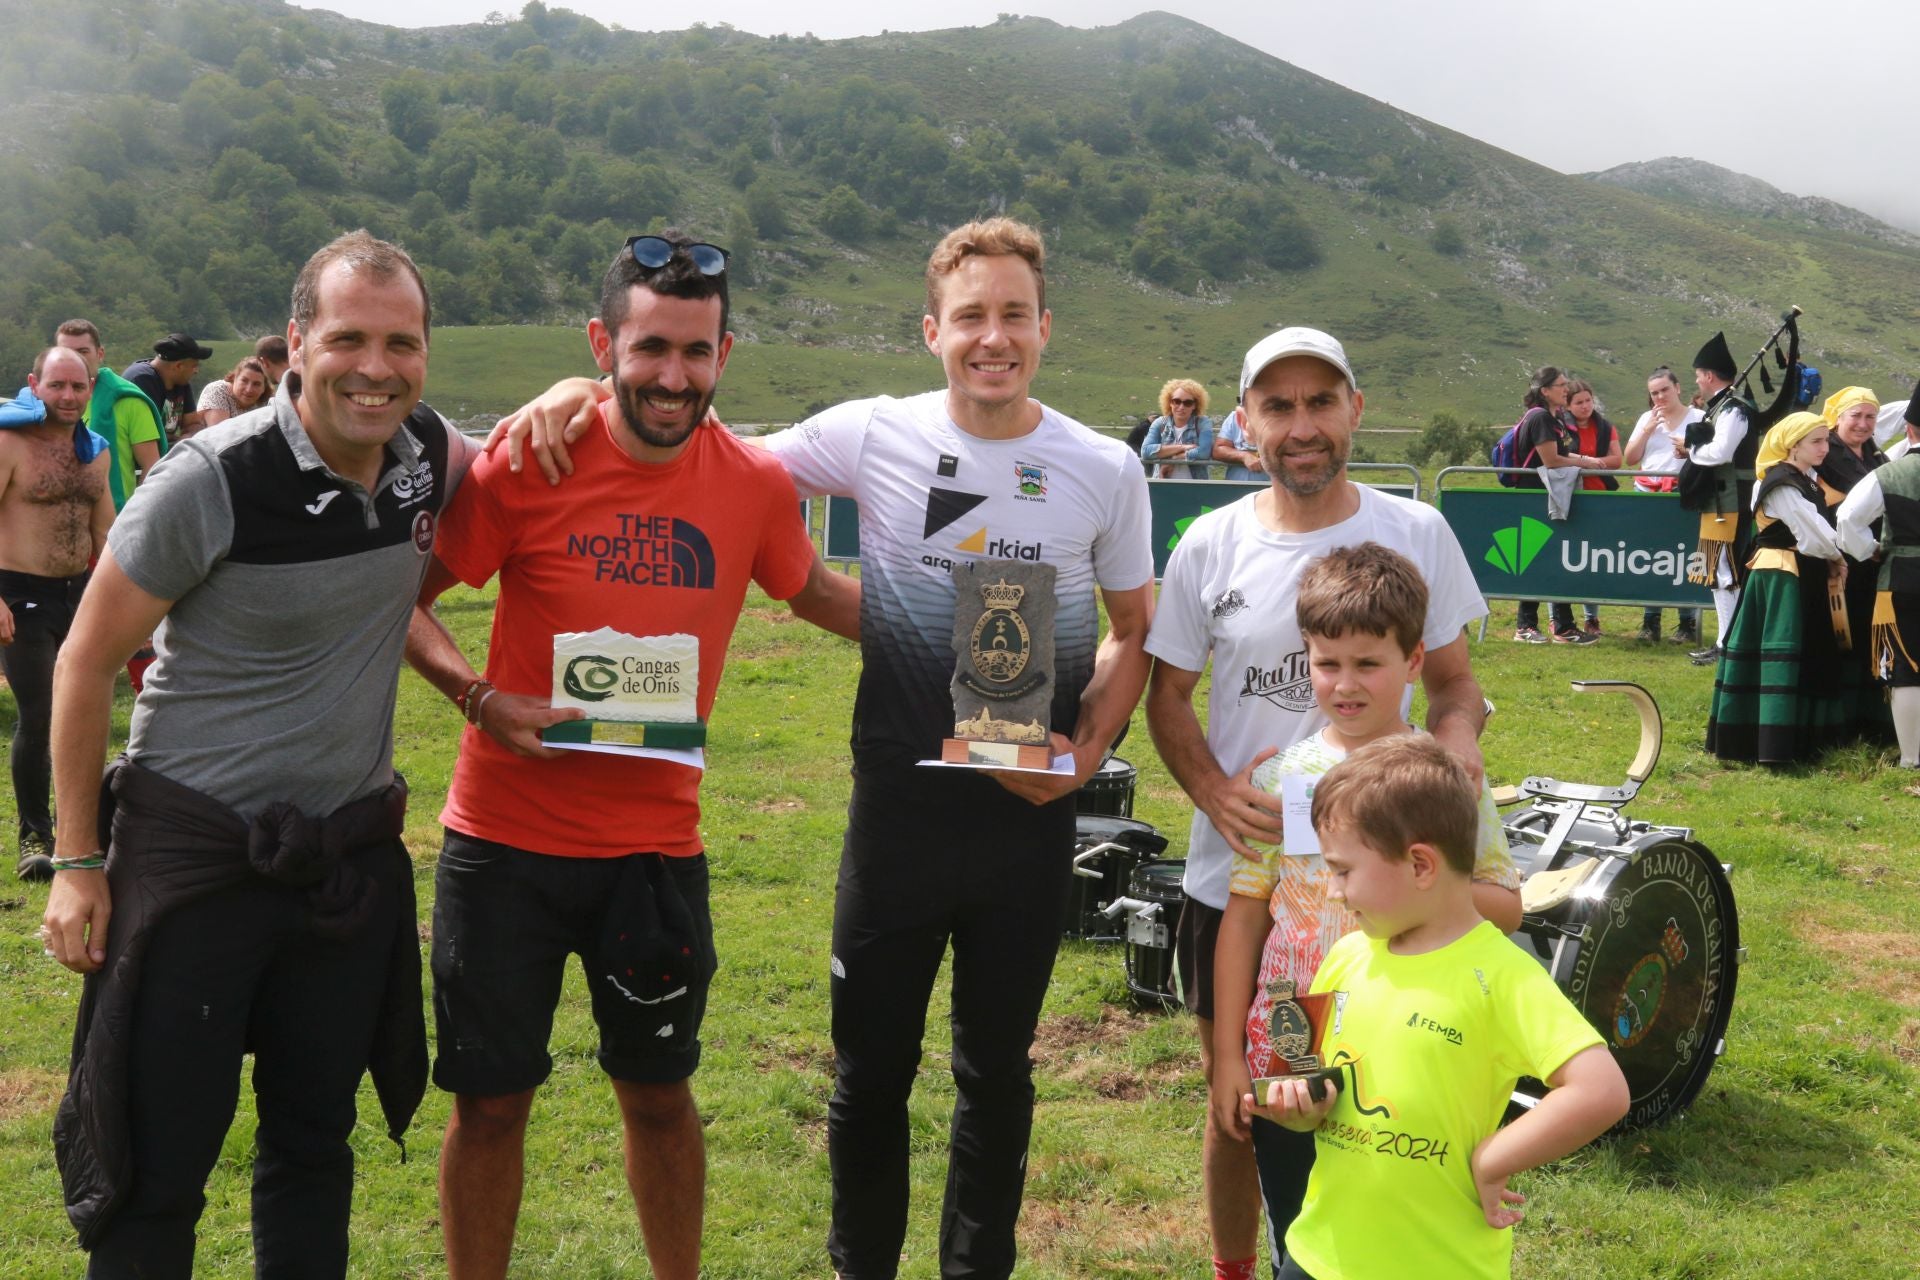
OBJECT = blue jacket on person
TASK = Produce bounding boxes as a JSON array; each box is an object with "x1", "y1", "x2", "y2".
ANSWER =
[{"x1": 1141, "y1": 413, "x2": 1214, "y2": 479}]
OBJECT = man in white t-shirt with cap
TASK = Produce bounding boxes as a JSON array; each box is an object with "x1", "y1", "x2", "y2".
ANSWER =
[{"x1": 1142, "y1": 326, "x2": 1518, "y2": 1280}]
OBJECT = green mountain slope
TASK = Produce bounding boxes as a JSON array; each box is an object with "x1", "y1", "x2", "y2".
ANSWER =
[{"x1": 3, "y1": 1, "x2": 1915, "y2": 426}]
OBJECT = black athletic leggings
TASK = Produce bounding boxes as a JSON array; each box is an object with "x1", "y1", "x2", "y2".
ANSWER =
[
  {"x1": 0, "y1": 569, "x2": 86, "y2": 842},
  {"x1": 826, "y1": 766, "x2": 1074, "y2": 1280}
]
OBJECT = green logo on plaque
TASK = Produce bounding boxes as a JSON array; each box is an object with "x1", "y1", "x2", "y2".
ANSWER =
[
  {"x1": 1485, "y1": 517, "x2": 1554, "y2": 575},
  {"x1": 562, "y1": 654, "x2": 620, "y2": 701}
]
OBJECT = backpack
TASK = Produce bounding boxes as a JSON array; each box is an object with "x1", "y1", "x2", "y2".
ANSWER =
[{"x1": 1490, "y1": 417, "x2": 1532, "y2": 486}]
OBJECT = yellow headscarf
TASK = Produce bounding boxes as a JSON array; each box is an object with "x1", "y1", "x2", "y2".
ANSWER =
[
  {"x1": 1821, "y1": 385, "x2": 1878, "y2": 426},
  {"x1": 1754, "y1": 411, "x2": 1826, "y2": 474}
]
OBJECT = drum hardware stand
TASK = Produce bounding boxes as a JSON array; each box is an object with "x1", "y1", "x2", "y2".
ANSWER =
[
  {"x1": 1071, "y1": 841, "x2": 1127, "y2": 941},
  {"x1": 1500, "y1": 680, "x2": 1665, "y2": 867},
  {"x1": 1101, "y1": 894, "x2": 1169, "y2": 949}
]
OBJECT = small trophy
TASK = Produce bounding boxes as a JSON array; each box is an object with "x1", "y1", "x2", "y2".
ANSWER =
[
  {"x1": 938, "y1": 560, "x2": 1057, "y2": 770},
  {"x1": 1253, "y1": 978, "x2": 1342, "y2": 1104},
  {"x1": 540, "y1": 627, "x2": 706, "y2": 750}
]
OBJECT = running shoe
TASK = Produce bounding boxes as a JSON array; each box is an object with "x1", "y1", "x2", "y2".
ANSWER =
[
  {"x1": 1551, "y1": 628, "x2": 1599, "y2": 645},
  {"x1": 1513, "y1": 627, "x2": 1548, "y2": 644}
]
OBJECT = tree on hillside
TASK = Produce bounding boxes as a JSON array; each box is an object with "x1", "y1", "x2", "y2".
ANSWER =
[
  {"x1": 382, "y1": 74, "x2": 442, "y2": 153},
  {"x1": 1407, "y1": 412, "x2": 1498, "y2": 467},
  {"x1": 817, "y1": 186, "x2": 872, "y2": 242}
]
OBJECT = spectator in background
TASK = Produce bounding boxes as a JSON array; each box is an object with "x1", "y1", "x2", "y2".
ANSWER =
[
  {"x1": 1510, "y1": 366, "x2": 1600, "y2": 644},
  {"x1": 197, "y1": 357, "x2": 272, "y2": 429},
  {"x1": 1565, "y1": 378, "x2": 1621, "y2": 636},
  {"x1": 1815, "y1": 385, "x2": 1894, "y2": 745},
  {"x1": 1624, "y1": 366, "x2": 1704, "y2": 645},
  {"x1": 1124, "y1": 416, "x2": 1152, "y2": 462},
  {"x1": 122, "y1": 332, "x2": 211, "y2": 443},
  {"x1": 254, "y1": 334, "x2": 290, "y2": 393},
  {"x1": 1211, "y1": 399, "x2": 1265, "y2": 482},
  {"x1": 53, "y1": 319, "x2": 166, "y2": 512},
  {"x1": 1141, "y1": 378, "x2": 1215, "y2": 478}
]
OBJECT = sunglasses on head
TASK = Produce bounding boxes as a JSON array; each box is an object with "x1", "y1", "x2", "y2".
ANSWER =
[
  {"x1": 625, "y1": 235, "x2": 729, "y2": 276},
  {"x1": 1170, "y1": 397, "x2": 1196, "y2": 406}
]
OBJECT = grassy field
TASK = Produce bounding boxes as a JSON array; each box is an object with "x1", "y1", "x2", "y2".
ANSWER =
[{"x1": 4, "y1": 568, "x2": 1919, "y2": 1276}]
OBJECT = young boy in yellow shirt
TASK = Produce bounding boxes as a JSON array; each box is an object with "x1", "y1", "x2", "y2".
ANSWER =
[
  {"x1": 1210, "y1": 543, "x2": 1523, "y2": 1268},
  {"x1": 1257, "y1": 735, "x2": 1629, "y2": 1278}
]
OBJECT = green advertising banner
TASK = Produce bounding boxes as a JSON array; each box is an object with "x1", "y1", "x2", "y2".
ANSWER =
[
  {"x1": 1147, "y1": 468, "x2": 1419, "y2": 576},
  {"x1": 1434, "y1": 481, "x2": 1711, "y2": 606}
]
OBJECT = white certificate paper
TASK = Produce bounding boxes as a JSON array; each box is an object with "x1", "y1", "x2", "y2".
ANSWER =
[{"x1": 1279, "y1": 774, "x2": 1320, "y2": 856}]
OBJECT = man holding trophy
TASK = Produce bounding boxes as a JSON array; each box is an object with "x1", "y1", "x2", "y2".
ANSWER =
[
  {"x1": 404, "y1": 232, "x2": 858, "y2": 1280},
  {"x1": 762, "y1": 218, "x2": 1154, "y2": 1280}
]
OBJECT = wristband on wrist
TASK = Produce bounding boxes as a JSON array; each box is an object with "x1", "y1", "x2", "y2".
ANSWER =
[
  {"x1": 460, "y1": 680, "x2": 494, "y2": 722},
  {"x1": 469, "y1": 686, "x2": 499, "y2": 728},
  {"x1": 454, "y1": 677, "x2": 488, "y2": 717},
  {"x1": 52, "y1": 851, "x2": 107, "y2": 872}
]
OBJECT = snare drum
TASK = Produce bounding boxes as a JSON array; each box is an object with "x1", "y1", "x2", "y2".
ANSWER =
[
  {"x1": 1075, "y1": 756, "x2": 1137, "y2": 818},
  {"x1": 1064, "y1": 815, "x2": 1167, "y2": 940},
  {"x1": 1124, "y1": 858, "x2": 1187, "y2": 1011},
  {"x1": 1503, "y1": 805, "x2": 1741, "y2": 1130}
]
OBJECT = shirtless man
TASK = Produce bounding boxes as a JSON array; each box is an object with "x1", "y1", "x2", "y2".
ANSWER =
[{"x1": 3, "y1": 347, "x2": 113, "y2": 879}]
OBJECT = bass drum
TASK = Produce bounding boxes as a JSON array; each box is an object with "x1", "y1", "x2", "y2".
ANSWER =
[{"x1": 1502, "y1": 806, "x2": 1741, "y2": 1131}]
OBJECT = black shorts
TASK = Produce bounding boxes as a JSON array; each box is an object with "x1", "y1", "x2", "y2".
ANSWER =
[
  {"x1": 430, "y1": 830, "x2": 716, "y2": 1095},
  {"x1": 1175, "y1": 895, "x2": 1223, "y2": 1022}
]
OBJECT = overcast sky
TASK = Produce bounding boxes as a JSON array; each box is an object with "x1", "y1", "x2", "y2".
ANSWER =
[{"x1": 301, "y1": 0, "x2": 1920, "y2": 230}]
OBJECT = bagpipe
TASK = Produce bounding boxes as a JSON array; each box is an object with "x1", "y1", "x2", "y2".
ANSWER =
[{"x1": 1679, "y1": 305, "x2": 1819, "y2": 510}]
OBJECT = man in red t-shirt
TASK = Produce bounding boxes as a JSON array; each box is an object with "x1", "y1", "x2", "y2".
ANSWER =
[{"x1": 405, "y1": 232, "x2": 860, "y2": 1280}]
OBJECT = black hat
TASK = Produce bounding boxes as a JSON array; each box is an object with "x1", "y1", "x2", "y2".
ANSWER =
[
  {"x1": 1905, "y1": 379, "x2": 1920, "y2": 429},
  {"x1": 1692, "y1": 332, "x2": 1737, "y2": 382},
  {"x1": 153, "y1": 332, "x2": 214, "y2": 361}
]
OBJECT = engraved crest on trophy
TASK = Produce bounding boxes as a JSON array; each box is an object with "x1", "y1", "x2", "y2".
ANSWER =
[
  {"x1": 939, "y1": 560, "x2": 1057, "y2": 770},
  {"x1": 1254, "y1": 977, "x2": 1342, "y2": 1104}
]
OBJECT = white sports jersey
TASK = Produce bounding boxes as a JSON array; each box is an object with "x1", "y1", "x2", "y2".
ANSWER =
[
  {"x1": 765, "y1": 391, "x2": 1153, "y2": 770},
  {"x1": 1145, "y1": 486, "x2": 1485, "y2": 909}
]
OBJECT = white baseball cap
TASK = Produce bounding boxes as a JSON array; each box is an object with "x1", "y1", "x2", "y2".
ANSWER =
[{"x1": 1239, "y1": 327, "x2": 1356, "y2": 398}]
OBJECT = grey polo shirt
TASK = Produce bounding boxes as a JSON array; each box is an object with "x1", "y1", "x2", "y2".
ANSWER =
[{"x1": 110, "y1": 384, "x2": 471, "y2": 819}]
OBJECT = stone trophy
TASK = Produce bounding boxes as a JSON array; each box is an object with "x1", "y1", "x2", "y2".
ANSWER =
[
  {"x1": 1253, "y1": 978, "x2": 1342, "y2": 1104},
  {"x1": 939, "y1": 560, "x2": 1057, "y2": 770},
  {"x1": 540, "y1": 626, "x2": 706, "y2": 750}
]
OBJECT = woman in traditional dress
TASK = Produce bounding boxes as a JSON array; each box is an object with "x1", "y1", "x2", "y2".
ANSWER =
[
  {"x1": 1707, "y1": 412, "x2": 1851, "y2": 764},
  {"x1": 1814, "y1": 386, "x2": 1894, "y2": 744},
  {"x1": 1837, "y1": 388, "x2": 1920, "y2": 767}
]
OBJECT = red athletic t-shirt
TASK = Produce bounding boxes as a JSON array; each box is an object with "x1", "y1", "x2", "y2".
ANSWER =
[{"x1": 436, "y1": 406, "x2": 815, "y2": 857}]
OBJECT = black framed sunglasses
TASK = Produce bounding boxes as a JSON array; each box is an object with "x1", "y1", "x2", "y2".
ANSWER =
[
  {"x1": 625, "y1": 235, "x2": 729, "y2": 276},
  {"x1": 1170, "y1": 397, "x2": 1197, "y2": 406}
]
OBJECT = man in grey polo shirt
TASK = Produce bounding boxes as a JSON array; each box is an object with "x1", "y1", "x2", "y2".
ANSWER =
[{"x1": 42, "y1": 230, "x2": 469, "y2": 1278}]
